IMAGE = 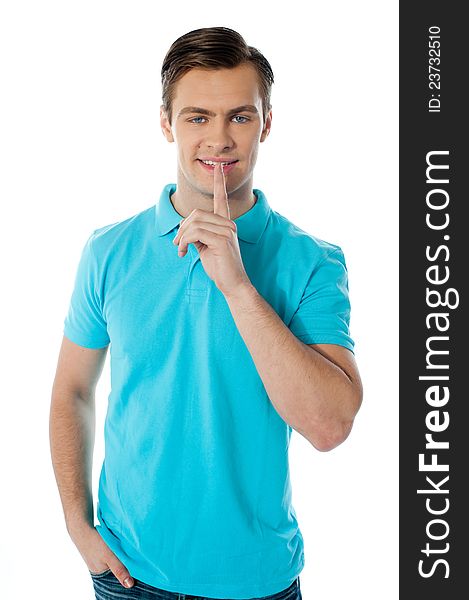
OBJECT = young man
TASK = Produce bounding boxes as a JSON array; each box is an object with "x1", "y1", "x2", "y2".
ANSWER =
[{"x1": 50, "y1": 26, "x2": 362, "y2": 600}]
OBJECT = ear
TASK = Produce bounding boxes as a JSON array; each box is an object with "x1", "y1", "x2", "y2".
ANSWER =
[
  {"x1": 260, "y1": 108, "x2": 272, "y2": 143},
  {"x1": 160, "y1": 105, "x2": 174, "y2": 143}
]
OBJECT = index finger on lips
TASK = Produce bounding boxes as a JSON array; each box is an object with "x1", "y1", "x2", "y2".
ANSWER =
[{"x1": 213, "y1": 163, "x2": 230, "y2": 219}]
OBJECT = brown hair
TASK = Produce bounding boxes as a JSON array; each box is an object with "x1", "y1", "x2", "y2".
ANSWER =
[{"x1": 161, "y1": 27, "x2": 274, "y2": 126}]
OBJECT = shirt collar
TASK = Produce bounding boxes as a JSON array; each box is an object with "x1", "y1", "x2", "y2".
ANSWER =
[{"x1": 155, "y1": 183, "x2": 271, "y2": 244}]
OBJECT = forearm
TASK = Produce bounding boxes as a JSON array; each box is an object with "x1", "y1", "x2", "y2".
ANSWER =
[
  {"x1": 49, "y1": 388, "x2": 96, "y2": 540},
  {"x1": 224, "y1": 283, "x2": 359, "y2": 450}
]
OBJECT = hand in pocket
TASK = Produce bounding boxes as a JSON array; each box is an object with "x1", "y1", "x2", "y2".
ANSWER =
[{"x1": 71, "y1": 524, "x2": 135, "y2": 588}]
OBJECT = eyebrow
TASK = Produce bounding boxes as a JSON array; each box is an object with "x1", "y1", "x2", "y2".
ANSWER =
[{"x1": 177, "y1": 105, "x2": 259, "y2": 118}]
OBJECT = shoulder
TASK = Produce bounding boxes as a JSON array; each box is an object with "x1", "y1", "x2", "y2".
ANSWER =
[
  {"x1": 88, "y1": 204, "x2": 155, "y2": 257},
  {"x1": 268, "y1": 209, "x2": 345, "y2": 270}
]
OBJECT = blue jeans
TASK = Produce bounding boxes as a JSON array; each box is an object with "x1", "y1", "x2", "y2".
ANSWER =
[{"x1": 89, "y1": 569, "x2": 302, "y2": 600}]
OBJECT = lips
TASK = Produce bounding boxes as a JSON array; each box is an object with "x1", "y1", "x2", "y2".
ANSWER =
[{"x1": 197, "y1": 159, "x2": 238, "y2": 174}]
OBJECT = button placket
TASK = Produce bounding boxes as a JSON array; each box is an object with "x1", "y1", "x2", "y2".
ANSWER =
[{"x1": 186, "y1": 243, "x2": 208, "y2": 300}]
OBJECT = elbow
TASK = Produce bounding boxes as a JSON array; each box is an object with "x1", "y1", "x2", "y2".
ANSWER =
[
  {"x1": 308, "y1": 419, "x2": 355, "y2": 452},
  {"x1": 306, "y1": 383, "x2": 364, "y2": 452},
  {"x1": 308, "y1": 389, "x2": 363, "y2": 452}
]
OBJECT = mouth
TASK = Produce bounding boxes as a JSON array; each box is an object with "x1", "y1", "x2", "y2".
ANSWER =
[{"x1": 197, "y1": 159, "x2": 239, "y2": 174}]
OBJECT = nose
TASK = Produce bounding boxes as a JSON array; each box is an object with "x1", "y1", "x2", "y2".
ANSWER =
[{"x1": 204, "y1": 118, "x2": 234, "y2": 153}]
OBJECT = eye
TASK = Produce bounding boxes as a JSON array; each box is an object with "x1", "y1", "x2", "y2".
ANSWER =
[
  {"x1": 232, "y1": 115, "x2": 249, "y2": 123},
  {"x1": 188, "y1": 116, "x2": 207, "y2": 124}
]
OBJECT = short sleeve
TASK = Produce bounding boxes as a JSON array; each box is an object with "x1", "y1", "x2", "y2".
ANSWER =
[
  {"x1": 288, "y1": 247, "x2": 355, "y2": 353},
  {"x1": 63, "y1": 231, "x2": 110, "y2": 349}
]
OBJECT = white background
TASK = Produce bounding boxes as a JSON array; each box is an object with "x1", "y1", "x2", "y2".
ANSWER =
[{"x1": 0, "y1": 1, "x2": 398, "y2": 598}]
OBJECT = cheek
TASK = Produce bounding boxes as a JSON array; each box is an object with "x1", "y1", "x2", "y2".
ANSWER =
[
  {"x1": 245, "y1": 141, "x2": 260, "y2": 160},
  {"x1": 239, "y1": 138, "x2": 258, "y2": 158},
  {"x1": 173, "y1": 127, "x2": 198, "y2": 147}
]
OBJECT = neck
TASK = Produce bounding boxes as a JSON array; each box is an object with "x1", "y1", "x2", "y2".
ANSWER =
[{"x1": 170, "y1": 168, "x2": 256, "y2": 220}]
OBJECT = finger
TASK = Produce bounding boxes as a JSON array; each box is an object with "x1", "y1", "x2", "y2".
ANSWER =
[
  {"x1": 173, "y1": 214, "x2": 236, "y2": 245},
  {"x1": 108, "y1": 560, "x2": 135, "y2": 588},
  {"x1": 178, "y1": 227, "x2": 230, "y2": 257},
  {"x1": 213, "y1": 162, "x2": 230, "y2": 219},
  {"x1": 177, "y1": 222, "x2": 234, "y2": 254}
]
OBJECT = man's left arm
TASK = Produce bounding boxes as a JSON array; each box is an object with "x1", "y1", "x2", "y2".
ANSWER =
[{"x1": 223, "y1": 284, "x2": 363, "y2": 452}]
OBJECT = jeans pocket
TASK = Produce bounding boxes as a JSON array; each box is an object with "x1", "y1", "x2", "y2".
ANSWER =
[
  {"x1": 267, "y1": 577, "x2": 300, "y2": 600},
  {"x1": 89, "y1": 567, "x2": 112, "y2": 578}
]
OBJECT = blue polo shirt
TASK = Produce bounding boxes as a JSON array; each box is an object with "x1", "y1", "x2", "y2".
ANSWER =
[{"x1": 63, "y1": 183, "x2": 355, "y2": 599}]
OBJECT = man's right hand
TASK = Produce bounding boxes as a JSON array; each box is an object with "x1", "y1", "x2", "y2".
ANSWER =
[{"x1": 69, "y1": 524, "x2": 135, "y2": 589}]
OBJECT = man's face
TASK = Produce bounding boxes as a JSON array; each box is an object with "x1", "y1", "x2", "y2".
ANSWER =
[{"x1": 160, "y1": 63, "x2": 271, "y2": 197}]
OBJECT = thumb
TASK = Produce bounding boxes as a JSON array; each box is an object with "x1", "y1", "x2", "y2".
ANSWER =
[
  {"x1": 110, "y1": 560, "x2": 135, "y2": 588},
  {"x1": 122, "y1": 575, "x2": 135, "y2": 589}
]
